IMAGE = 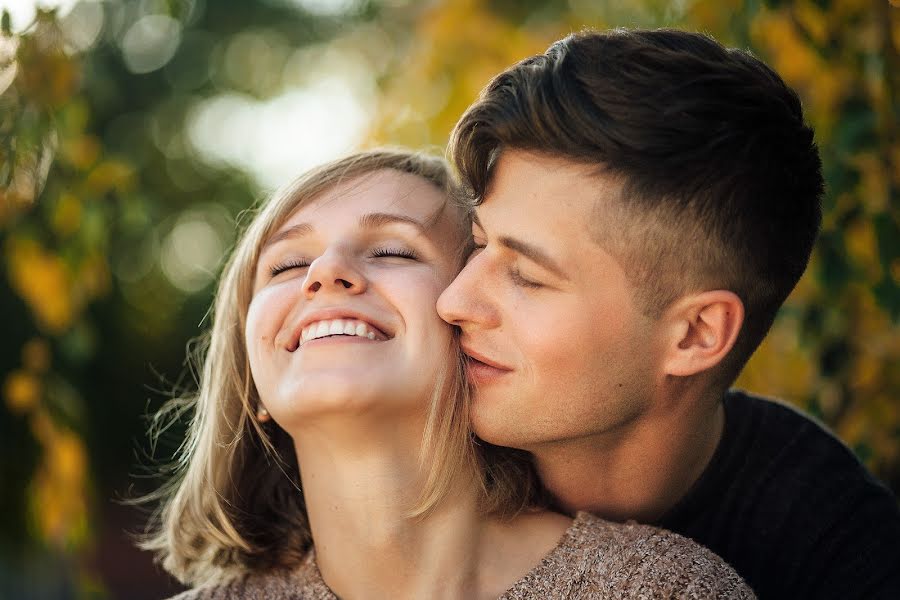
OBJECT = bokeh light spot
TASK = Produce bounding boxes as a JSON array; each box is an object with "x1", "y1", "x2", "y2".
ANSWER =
[
  {"x1": 120, "y1": 13, "x2": 182, "y2": 74},
  {"x1": 160, "y1": 208, "x2": 229, "y2": 293}
]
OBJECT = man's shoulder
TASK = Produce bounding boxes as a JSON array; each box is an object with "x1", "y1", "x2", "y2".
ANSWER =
[
  {"x1": 715, "y1": 389, "x2": 898, "y2": 514},
  {"x1": 672, "y1": 389, "x2": 900, "y2": 598},
  {"x1": 723, "y1": 388, "x2": 831, "y2": 439},
  {"x1": 722, "y1": 389, "x2": 868, "y2": 473}
]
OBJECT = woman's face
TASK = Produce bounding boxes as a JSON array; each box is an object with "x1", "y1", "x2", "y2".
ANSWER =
[{"x1": 245, "y1": 169, "x2": 464, "y2": 430}]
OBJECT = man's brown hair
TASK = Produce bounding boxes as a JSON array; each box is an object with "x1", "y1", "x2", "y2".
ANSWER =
[{"x1": 450, "y1": 28, "x2": 824, "y2": 382}]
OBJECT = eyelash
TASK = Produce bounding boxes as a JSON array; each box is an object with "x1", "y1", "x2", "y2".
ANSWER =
[
  {"x1": 268, "y1": 247, "x2": 418, "y2": 277},
  {"x1": 470, "y1": 240, "x2": 541, "y2": 289},
  {"x1": 371, "y1": 247, "x2": 419, "y2": 261},
  {"x1": 509, "y1": 267, "x2": 543, "y2": 289},
  {"x1": 270, "y1": 258, "x2": 311, "y2": 277},
  {"x1": 466, "y1": 241, "x2": 544, "y2": 290}
]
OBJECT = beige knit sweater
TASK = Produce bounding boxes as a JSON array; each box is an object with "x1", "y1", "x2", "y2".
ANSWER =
[{"x1": 172, "y1": 512, "x2": 755, "y2": 599}]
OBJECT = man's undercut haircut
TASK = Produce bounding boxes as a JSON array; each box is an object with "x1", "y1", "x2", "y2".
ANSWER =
[{"x1": 450, "y1": 28, "x2": 824, "y2": 382}]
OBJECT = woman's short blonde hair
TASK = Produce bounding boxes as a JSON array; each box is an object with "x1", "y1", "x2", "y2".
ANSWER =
[{"x1": 138, "y1": 148, "x2": 545, "y2": 586}]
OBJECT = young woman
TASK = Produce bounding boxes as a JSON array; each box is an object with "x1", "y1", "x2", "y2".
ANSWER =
[{"x1": 143, "y1": 149, "x2": 754, "y2": 599}]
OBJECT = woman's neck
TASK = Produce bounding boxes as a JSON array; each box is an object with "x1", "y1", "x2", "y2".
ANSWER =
[{"x1": 291, "y1": 413, "x2": 570, "y2": 600}]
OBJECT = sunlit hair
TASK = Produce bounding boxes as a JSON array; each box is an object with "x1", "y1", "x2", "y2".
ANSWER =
[{"x1": 137, "y1": 149, "x2": 544, "y2": 586}]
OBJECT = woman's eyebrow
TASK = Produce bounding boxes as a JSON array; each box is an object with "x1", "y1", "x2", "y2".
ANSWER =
[
  {"x1": 358, "y1": 212, "x2": 428, "y2": 232},
  {"x1": 261, "y1": 212, "x2": 428, "y2": 252},
  {"x1": 262, "y1": 223, "x2": 313, "y2": 251}
]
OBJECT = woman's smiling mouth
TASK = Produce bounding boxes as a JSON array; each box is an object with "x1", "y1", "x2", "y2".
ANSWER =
[
  {"x1": 298, "y1": 318, "x2": 388, "y2": 348},
  {"x1": 282, "y1": 309, "x2": 393, "y2": 352}
]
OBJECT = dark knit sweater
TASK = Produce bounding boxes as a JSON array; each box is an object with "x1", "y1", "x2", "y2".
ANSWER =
[
  {"x1": 656, "y1": 390, "x2": 900, "y2": 599},
  {"x1": 173, "y1": 512, "x2": 754, "y2": 599}
]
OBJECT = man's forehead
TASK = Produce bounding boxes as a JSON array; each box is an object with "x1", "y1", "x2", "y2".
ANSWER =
[
  {"x1": 478, "y1": 164, "x2": 615, "y2": 226},
  {"x1": 484, "y1": 150, "x2": 619, "y2": 205},
  {"x1": 473, "y1": 154, "x2": 631, "y2": 271},
  {"x1": 492, "y1": 149, "x2": 599, "y2": 182}
]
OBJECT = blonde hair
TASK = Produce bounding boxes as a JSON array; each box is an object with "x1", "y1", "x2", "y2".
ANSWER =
[{"x1": 138, "y1": 149, "x2": 544, "y2": 586}]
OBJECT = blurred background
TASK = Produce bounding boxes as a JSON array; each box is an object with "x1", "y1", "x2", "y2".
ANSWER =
[{"x1": 0, "y1": 0, "x2": 897, "y2": 597}]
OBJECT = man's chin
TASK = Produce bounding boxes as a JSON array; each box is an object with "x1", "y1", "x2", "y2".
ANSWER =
[{"x1": 471, "y1": 410, "x2": 533, "y2": 450}]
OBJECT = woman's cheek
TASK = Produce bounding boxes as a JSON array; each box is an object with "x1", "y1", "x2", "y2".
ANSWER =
[
  {"x1": 245, "y1": 295, "x2": 282, "y2": 368},
  {"x1": 248, "y1": 283, "x2": 297, "y2": 336}
]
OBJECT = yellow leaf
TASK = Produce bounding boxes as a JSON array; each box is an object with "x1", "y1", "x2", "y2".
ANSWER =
[
  {"x1": 27, "y1": 413, "x2": 90, "y2": 548},
  {"x1": 85, "y1": 160, "x2": 135, "y2": 195},
  {"x1": 5, "y1": 238, "x2": 76, "y2": 333},
  {"x1": 50, "y1": 429, "x2": 87, "y2": 485},
  {"x1": 3, "y1": 370, "x2": 41, "y2": 413},
  {"x1": 60, "y1": 134, "x2": 101, "y2": 171},
  {"x1": 51, "y1": 193, "x2": 83, "y2": 237},
  {"x1": 843, "y1": 219, "x2": 881, "y2": 280},
  {"x1": 794, "y1": 0, "x2": 828, "y2": 45}
]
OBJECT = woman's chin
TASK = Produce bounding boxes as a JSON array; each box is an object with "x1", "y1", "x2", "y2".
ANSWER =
[{"x1": 270, "y1": 379, "x2": 420, "y2": 425}]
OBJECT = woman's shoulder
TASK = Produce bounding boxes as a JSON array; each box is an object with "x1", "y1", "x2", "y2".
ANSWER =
[
  {"x1": 165, "y1": 553, "x2": 334, "y2": 600},
  {"x1": 570, "y1": 512, "x2": 755, "y2": 598},
  {"x1": 501, "y1": 512, "x2": 755, "y2": 599}
]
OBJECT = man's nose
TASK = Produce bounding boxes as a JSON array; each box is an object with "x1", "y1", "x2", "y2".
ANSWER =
[
  {"x1": 303, "y1": 249, "x2": 366, "y2": 298},
  {"x1": 437, "y1": 255, "x2": 499, "y2": 329}
]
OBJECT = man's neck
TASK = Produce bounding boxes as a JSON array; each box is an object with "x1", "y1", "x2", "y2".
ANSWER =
[{"x1": 532, "y1": 391, "x2": 725, "y2": 523}]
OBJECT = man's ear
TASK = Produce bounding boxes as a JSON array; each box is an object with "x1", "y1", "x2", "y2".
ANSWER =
[{"x1": 662, "y1": 290, "x2": 745, "y2": 377}]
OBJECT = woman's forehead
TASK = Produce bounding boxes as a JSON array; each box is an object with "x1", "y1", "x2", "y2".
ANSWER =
[{"x1": 276, "y1": 169, "x2": 452, "y2": 233}]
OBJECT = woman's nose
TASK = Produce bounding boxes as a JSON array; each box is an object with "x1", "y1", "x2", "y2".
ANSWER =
[{"x1": 303, "y1": 249, "x2": 366, "y2": 297}]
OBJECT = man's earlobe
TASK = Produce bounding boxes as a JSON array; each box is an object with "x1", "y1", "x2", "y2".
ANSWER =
[{"x1": 664, "y1": 290, "x2": 744, "y2": 377}]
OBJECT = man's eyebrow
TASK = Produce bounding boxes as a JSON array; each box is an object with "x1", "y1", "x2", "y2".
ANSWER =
[{"x1": 498, "y1": 235, "x2": 569, "y2": 281}]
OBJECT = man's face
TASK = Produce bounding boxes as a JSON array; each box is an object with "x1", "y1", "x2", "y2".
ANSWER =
[{"x1": 437, "y1": 150, "x2": 664, "y2": 450}]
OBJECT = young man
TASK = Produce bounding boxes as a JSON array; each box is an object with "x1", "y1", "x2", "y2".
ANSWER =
[{"x1": 437, "y1": 29, "x2": 900, "y2": 599}]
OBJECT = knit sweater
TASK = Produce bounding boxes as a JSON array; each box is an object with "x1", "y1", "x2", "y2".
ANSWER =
[{"x1": 172, "y1": 512, "x2": 755, "y2": 599}]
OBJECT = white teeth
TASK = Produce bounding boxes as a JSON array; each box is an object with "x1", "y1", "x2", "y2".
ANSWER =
[{"x1": 298, "y1": 318, "x2": 385, "y2": 346}]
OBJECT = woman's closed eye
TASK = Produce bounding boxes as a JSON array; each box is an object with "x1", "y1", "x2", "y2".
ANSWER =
[
  {"x1": 370, "y1": 246, "x2": 419, "y2": 261},
  {"x1": 269, "y1": 258, "x2": 311, "y2": 277}
]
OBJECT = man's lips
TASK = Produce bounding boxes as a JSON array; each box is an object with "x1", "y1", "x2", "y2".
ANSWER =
[
  {"x1": 464, "y1": 351, "x2": 513, "y2": 386},
  {"x1": 460, "y1": 345, "x2": 513, "y2": 372}
]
